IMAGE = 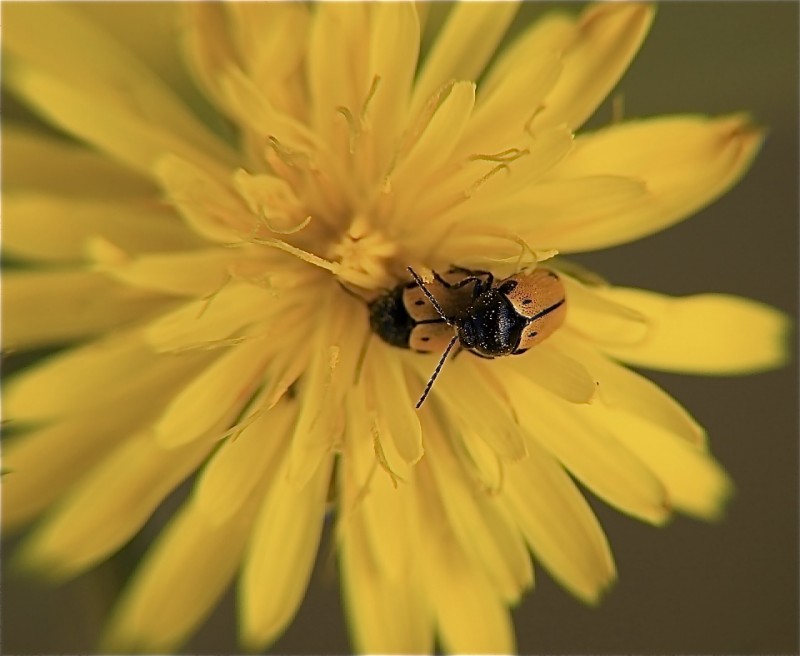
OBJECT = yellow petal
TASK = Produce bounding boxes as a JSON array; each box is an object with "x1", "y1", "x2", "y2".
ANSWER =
[
  {"x1": 239, "y1": 453, "x2": 333, "y2": 650},
  {"x1": 415, "y1": 464, "x2": 515, "y2": 654},
  {"x1": 410, "y1": 1, "x2": 519, "y2": 117},
  {"x1": 424, "y1": 421, "x2": 533, "y2": 602},
  {"x1": 3, "y1": 346, "x2": 209, "y2": 527},
  {"x1": 561, "y1": 274, "x2": 648, "y2": 345},
  {"x1": 531, "y1": 3, "x2": 654, "y2": 130},
  {"x1": 154, "y1": 337, "x2": 272, "y2": 448},
  {"x1": 499, "y1": 340, "x2": 598, "y2": 404},
  {"x1": 2, "y1": 127, "x2": 156, "y2": 198},
  {"x1": 340, "y1": 388, "x2": 414, "y2": 580},
  {"x1": 415, "y1": 126, "x2": 574, "y2": 232},
  {"x1": 598, "y1": 288, "x2": 791, "y2": 374},
  {"x1": 101, "y1": 499, "x2": 253, "y2": 653},
  {"x1": 75, "y1": 3, "x2": 206, "y2": 119},
  {"x1": 307, "y1": 3, "x2": 370, "y2": 157},
  {"x1": 557, "y1": 330, "x2": 706, "y2": 446},
  {"x1": 3, "y1": 194, "x2": 201, "y2": 263},
  {"x1": 2, "y1": 270, "x2": 175, "y2": 350},
  {"x1": 510, "y1": 389, "x2": 671, "y2": 525},
  {"x1": 503, "y1": 437, "x2": 615, "y2": 603},
  {"x1": 96, "y1": 248, "x2": 243, "y2": 297},
  {"x1": 543, "y1": 114, "x2": 764, "y2": 251},
  {"x1": 3, "y1": 4, "x2": 233, "y2": 175},
  {"x1": 431, "y1": 356, "x2": 528, "y2": 461},
  {"x1": 4, "y1": 333, "x2": 204, "y2": 421},
  {"x1": 458, "y1": 50, "x2": 562, "y2": 158},
  {"x1": 365, "y1": 3, "x2": 420, "y2": 175},
  {"x1": 596, "y1": 407, "x2": 733, "y2": 519},
  {"x1": 287, "y1": 296, "x2": 366, "y2": 487},
  {"x1": 193, "y1": 401, "x2": 295, "y2": 526},
  {"x1": 391, "y1": 81, "x2": 476, "y2": 203},
  {"x1": 478, "y1": 174, "x2": 650, "y2": 249},
  {"x1": 220, "y1": 66, "x2": 319, "y2": 152},
  {"x1": 366, "y1": 347, "x2": 423, "y2": 465},
  {"x1": 143, "y1": 282, "x2": 278, "y2": 353},
  {"x1": 340, "y1": 507, "x2": 434, "y2": 654},
  {"x1": 155, "y1": 155, "x2": 252, "y2": 244},
  {"x1": 226, "y1": 3, "x2": 310, "y2": 117},
  {"x1": 18, "y1": 433, "x2": 212, "y2": 579}
]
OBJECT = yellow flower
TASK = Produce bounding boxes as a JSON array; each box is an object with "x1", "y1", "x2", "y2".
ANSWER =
[{"x1": 1, "y1": 2, "x2": 789, "y2": 654}]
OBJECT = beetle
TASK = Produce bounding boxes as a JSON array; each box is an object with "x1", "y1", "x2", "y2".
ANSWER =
[{"x1": 368, "y1": 266, "x2": 567, "y2": 407}]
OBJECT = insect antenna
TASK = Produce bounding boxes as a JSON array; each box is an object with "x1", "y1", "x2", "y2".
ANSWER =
[
  {"x1": 416, "y1": 334, "x2": 458, "y2": 409},
  {"x1": 406, "y1": 267, "x2": 453, "y2": 325}
]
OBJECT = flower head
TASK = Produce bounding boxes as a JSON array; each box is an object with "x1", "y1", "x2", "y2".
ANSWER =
[{"x1": 1, "y1": 3, "x2": 789, "y2": 653}]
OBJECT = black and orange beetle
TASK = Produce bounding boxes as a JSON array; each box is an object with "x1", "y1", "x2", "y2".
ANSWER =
[{"x1": 368, "y1": 266, "x2": 567, "y2": 406}]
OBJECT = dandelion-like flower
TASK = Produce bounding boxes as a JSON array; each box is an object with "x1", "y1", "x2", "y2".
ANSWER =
[{"x1": 1, "y1": 3, "x2": 789, "y2": 653}]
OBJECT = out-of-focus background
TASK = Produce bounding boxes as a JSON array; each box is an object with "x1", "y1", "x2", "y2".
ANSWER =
[{"x1": 2, "y1": 3, "x2": 798, "y2": 654}]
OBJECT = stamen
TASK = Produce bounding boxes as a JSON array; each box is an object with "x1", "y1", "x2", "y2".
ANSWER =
[
  {"x1": 248, "y1": 236, "x2": 342, "y2": 275},
  {"x1": 464, "y1": 148, "x2": 530, "y2": 197},
  {"x1": 196, "y1": 273, "x2": 233, "y2": 319},
  {"x1": 360, "y1": 75, "x2": 382, "y2": 124},
  {"x1": 371, "y1": 417, "x2": 402, "y2": 488},
  {"x1": 523, "y1": 104, "x2": 547, "y2": 136},
  {"x1": 255, "y1": 212, "x2": 312, "y2": 236},
  {"x1": 336, "y1": 106, "x2": 359, "y2": 155}
]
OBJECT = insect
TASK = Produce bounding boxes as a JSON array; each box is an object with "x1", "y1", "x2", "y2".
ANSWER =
[{"x1": 368, "y1": 266, "x2": 567, "y2": 407}]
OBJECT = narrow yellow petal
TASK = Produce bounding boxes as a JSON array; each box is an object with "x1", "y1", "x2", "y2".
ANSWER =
[
  {"x1": 339, "y1": 503, "x2": 434, "y2": 654},
  {"x1": 499, "y1": 340, "x2": 598, "y2": 404},
  {"x1": 155, "y1": 155, "x2": 252, "y2": 244},
  {"x1": 239, "y1": 453, "x2": 333, "y2": 650},
  {"x1": 424, "y1": 422, "x2": 533, "y2": 602},
  {"x1": 410, "y1": 1, "x2": 519, "y2": 117},
  {"x1": 532, "y1": 3, "x2": 654, "y2": 130},
  {"x1": 154, "y1": 338, "x2": 272, "y2": 448},
  {"x1": 307, "y1": 3, "x2": 370, "y2": 156},
  {"x1": 2, "y1": 270, "x2": 175, "y2": 350},
  {"x1": 18, "y1": 433, "x2": 212, "y2": 579},
  {"x1": 415, "y1": 464, "x2": 515, "y2": 654},
  {"x1": 544, "y1": 114, "x2": 765, "y2": 251},
  {"x1": 143, "y1": 282, "x2": 278, "y2": 353},
  {"x1": 3, "y1": 194, "x2": 201, "y2": 263},
  {"x1": 3, "y1": 346, "x2": 209, "y2": 527},
  {"x1": 391, "y1": 81, "x2": 477, "y2": 201},
  {"x1": 503, "y1": 437, "x2": 616, "y2": 603},
  {"x1": 597, "y1": 408, "x2": 733, "y2": 519},
  {"x1": 193, "y1": 401, "x2": 295, "y2": 526},
  {"x1": 431, "y1": 356, "x2": 527, "y2": 461},
  {"x1": 557, "y1": 330, "x2": 706, "y2": 446},
  {"x1": 365, "y1": 3, "x2": 421, "y2": 176},
  {"x1": 97, "y1": 248, "x2": 244, "y2": 297},
  {"x1": 479, "y1": 175, "x2": 650, "y2": 250},
  {"x1": 510, "y1": 388, "x2": 671, "y2": 525},
  {"x1": 458, "y1": 50, "x2": 562, "y2": 158},
  {"x1": 561, "y1": 274, "x2": 648, "y2": 345},
  {"x1": 286, "y1": 295, "x2": 367, "y2": 487},
  {"x1": 2, "y1": 127, "x2": 155, "y2": 198},
  {"x1": 366, "y1": 347, "x2": 423, "y2": 465},
  {"x1": 598, "y1": 288, "x2": 791, "y2": 374},
  {"x1": 340, "y1": 388, "x2": 414, "y2": 580},
  {"x1": 226, "y1": 3, "x2": 310, "y2": 117},
  {"x1": 3, "y1": 4, "x2": 233, "y2": 174},
  {"x1": 4, "y1": 63, "x2": 227, "y2": 183},
  {"x1": 102, "y1": 497, "x2": 258, "y2": 653}
]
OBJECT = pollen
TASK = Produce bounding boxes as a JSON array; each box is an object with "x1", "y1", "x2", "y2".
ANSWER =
[{"x1": 328, "y1": 214, "x2": 398, "y2": 290}]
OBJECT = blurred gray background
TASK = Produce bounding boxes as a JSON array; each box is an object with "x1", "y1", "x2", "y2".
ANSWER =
[{"x1": 2, "y1": 2, "x2": 798, "y2": 654}]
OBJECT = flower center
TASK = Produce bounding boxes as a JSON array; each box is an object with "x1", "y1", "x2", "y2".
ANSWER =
[{"x1": 328, "y1": 214, "x2": 397, "y2": 290}]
